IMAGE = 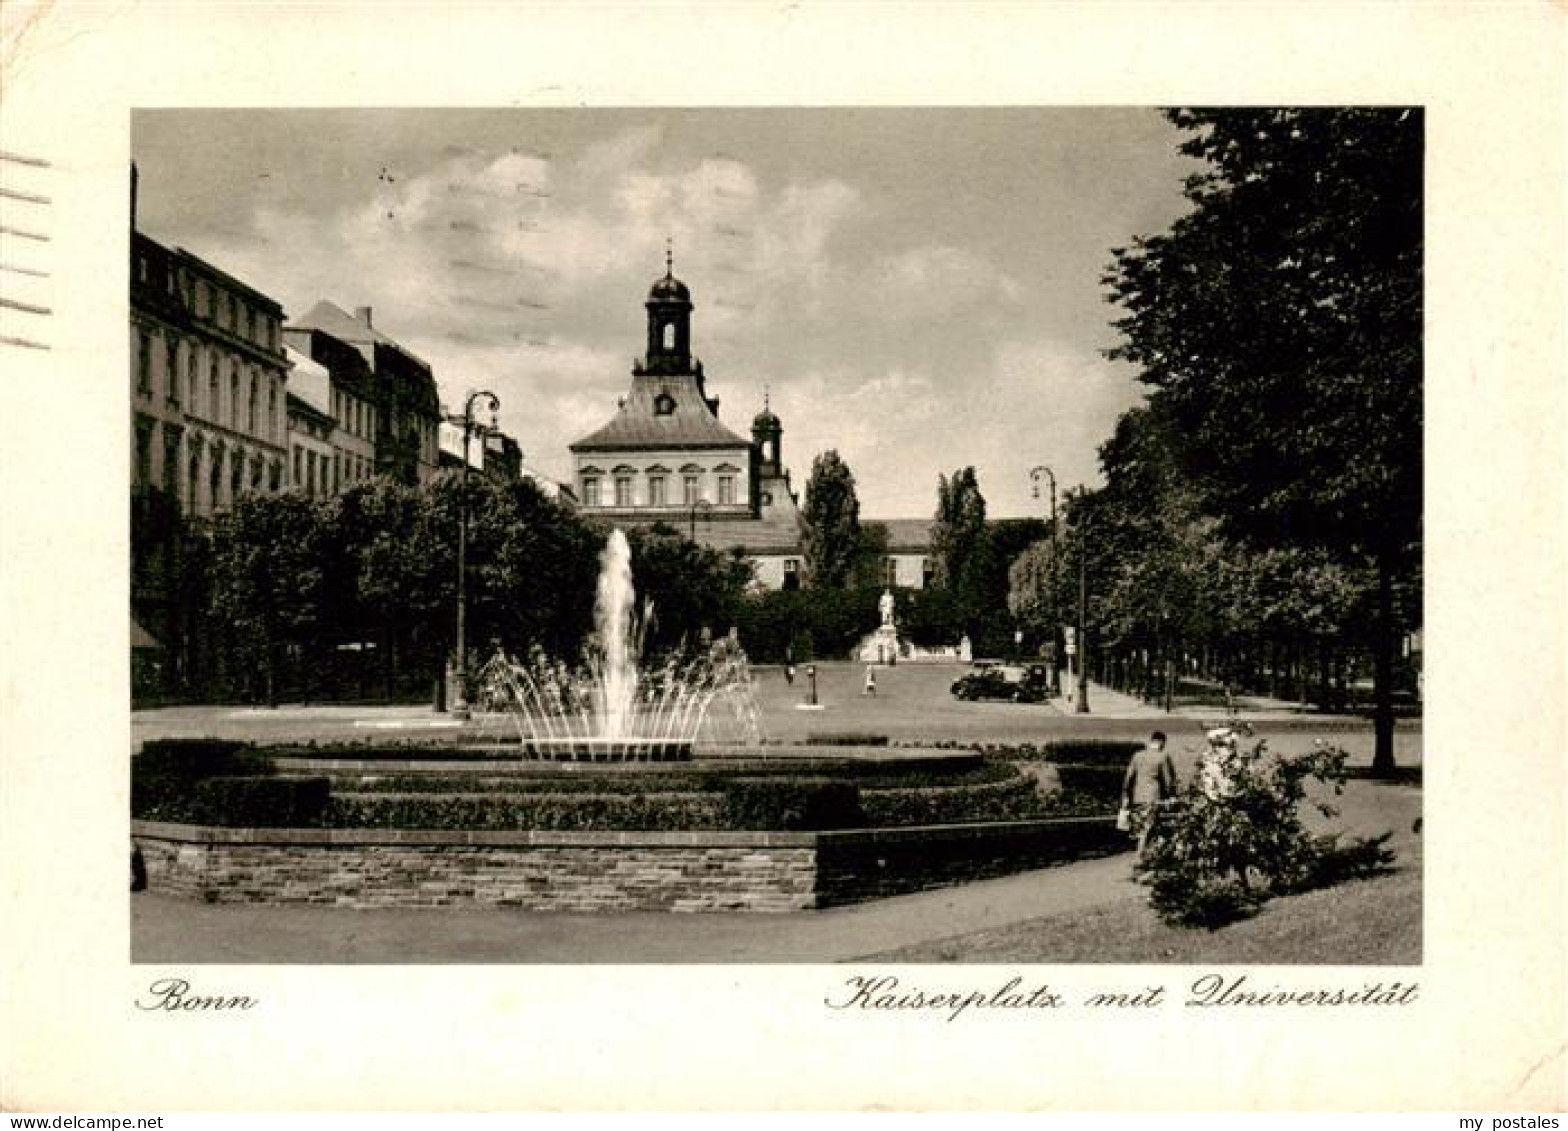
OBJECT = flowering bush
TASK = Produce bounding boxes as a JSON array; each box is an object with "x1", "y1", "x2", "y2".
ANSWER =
[{"x1": 1134, "y1": 736, "x2": 1395, "y2": 928}]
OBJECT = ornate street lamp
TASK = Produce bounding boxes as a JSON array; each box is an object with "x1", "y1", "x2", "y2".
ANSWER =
[
  {"x1": 449, "y1": 389, "x2": 500, "y2": 719},
  {"x1": 1029, "y1": 465, "x2": 1059, "y2": 694},
  {"x1": 1074, "y1": 486, "x2": 1091, "y2": 715}
]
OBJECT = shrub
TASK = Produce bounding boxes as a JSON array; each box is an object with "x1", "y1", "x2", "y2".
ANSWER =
[
  {"x1": 719, "y1": 778, "x2": 865, "y2": 831},
  {"x1": 138, "y1": 776, "x2": 331, "y2": 827},
  {"x1": 136, "y1": 739, "x2": 269, "y2": 778},
  {"x1": 861, "y1": 775, "x2": 1044, "y2": 826},
  {"x1": 805, "y1": 733, "x2": 890, "y2": 747},
  {"x1": 325, "y1": 792, "x2": 722, "y2": 832},
  {"x1": 1134, "y1": 738, "x2": 1396, "y2": 928},
  {"x1": 1049, "y1": 764, "x2": 1126, "y2": 813},
  {"x1": 133, "y1": 739, "x2": 276, "y2": 817},
  {"x1": 1040, "y1": 740, "x2": 1143, "y2": 767}
]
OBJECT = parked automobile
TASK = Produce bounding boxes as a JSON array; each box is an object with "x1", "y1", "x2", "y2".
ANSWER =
[{"x1": 951, "y1": 662, "x2": 1049, "y2": 703}]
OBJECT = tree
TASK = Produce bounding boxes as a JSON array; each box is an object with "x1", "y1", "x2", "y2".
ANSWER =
[
  {"x1": 850, "y1": 521, "x2": 892, "y2": 590},
  {"x1": 800, "y1": 449, "x2": 863, "y2": 589},
  {"x1": 930, "y1": 466, "x2": 992, "y2": 633},
  {"x1": 623, "y1": 523, "x2": 753, "y2": 655},
  {"x1": 1104, "y1": 108, "x2": 1422, "y2": 771},
  {"x1": 207, "y1": 493, "x2": 331, "y2": 705},
  {"x1": 331, "y1": 477, "x2": 450, "y2": 699}
]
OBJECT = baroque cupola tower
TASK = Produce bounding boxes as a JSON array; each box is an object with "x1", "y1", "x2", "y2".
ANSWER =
[
  {"x1": 752, "y1": 388, "x2": 783, "y2": 478},
  {"x1": 641, "y1": 243, "x2": 694, "y2": 376}
]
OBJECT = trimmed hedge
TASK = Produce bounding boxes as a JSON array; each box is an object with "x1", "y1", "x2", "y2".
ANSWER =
[
  {"x1": 324, "y1": 792, "x2": 722, "y2": 832},
  {"x1": 969, "y1": 740, "x2": 1144, "y2": 766},
  {"x1": 137, "y1": 776, "x2": 331, "y2": 827},
  {"x1": 805, "y1": 733, "x2": 890, "y2": 747},
  {"x1": 719, "y1": 779, "x2": 865, "y2": 831},
  {"x1": 1050, "y1": 764, "x2": 1126, "y2": 812},
  {"x1": 136, "y1": 739, "x2": 270, "y2": 778},
  {"x1": 861, "y1": 775, "x2": 1044, "y2": 826},
  {"x1": 1040, "y1": 740, "x2": 1143, "y2": 767},
  {"x1": 321, "y1": 759, "x2": 1008, "y2": 797}
]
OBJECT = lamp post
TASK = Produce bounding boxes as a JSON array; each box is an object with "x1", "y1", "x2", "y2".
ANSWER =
[
  {"x1": 1074, "y1": 487, "x2": 1091, "y2": 715},
  {"x1": 1029, "y1": 466, "x2": 1059, "y2": 694},
  {"x1": 449, "y1": 389, "x2": 500, "y2": 719},
  {"x1": 688, "y1": 496, "x2": 712, "y2": 542}
]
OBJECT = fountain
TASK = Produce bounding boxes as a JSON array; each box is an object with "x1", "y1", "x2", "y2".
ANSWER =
[{"x1": 471, "y1": 530, "x2": 763, "y2": 760}]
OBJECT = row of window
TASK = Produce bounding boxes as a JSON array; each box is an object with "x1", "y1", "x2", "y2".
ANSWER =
[
  {"x1": 134, "y1": 251, "x2": 281, "y2": 352},
  {"x1": 581, "y1": 471, "x2": 737, "y2": 509},
  {"x1": 287, "y1": 444, "x2": 374, "y2": 497},
  {"x1": 136, "y1": 326, "x2": 284, "y2": 446},
  {"x1": 134, "y1": 418, "x2": 283, "y2": 518},
  {"x1": 135, "y1": 413, "x2": 386, "y2": 517},
  {"x1": 331, "y1": 387, "x2": 377, "y2": 442}
]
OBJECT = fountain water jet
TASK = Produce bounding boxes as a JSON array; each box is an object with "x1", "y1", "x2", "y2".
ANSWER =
[{"x1": 472, "y1": 529, "x2": 763, "y2": 761}]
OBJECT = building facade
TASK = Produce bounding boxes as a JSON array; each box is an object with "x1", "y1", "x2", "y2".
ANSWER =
[
  {"x1": 284, "y1": 343, "x2": 338, "y2": 499},
  {"x1": 286, "y1": 301, "x2": 441, "y2": 486},
  {"x1": 131, "y1": 225, "x2": 290, "y2": 696},
  {"x1": 567, "y1": 265, "x2": 934, "y2": 590},
  {"x1": 283, "y1": 325, "x2": 380, "y2": 492},
  {"x1": 132, "y1": 233, "x2": 291, "y2": 520}
]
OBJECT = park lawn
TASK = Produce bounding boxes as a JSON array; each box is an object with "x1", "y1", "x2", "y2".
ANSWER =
[{"x1": 866, "y1": 863, "x2": 1421, "y2": 965}]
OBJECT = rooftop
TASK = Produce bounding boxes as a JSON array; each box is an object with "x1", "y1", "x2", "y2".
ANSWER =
[
  {"x1": 289, "y1": 300, "x2": 431, "y2": 370},
  {"x1": 570, "y1": 373, "x2": 750, "y2": 452}
]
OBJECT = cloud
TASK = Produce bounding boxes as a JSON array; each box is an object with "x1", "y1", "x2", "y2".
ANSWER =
[
  {"x1": 147, "y1": 115, "x2": 1165, "y2": 519},
  {"x1": 875, "y1": 244, "x2": 1023, "y2": 315}
]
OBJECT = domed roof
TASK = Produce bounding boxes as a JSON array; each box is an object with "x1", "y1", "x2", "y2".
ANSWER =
[
  {"x1": 753, "y1": 389, "x2": 780, "y2": 431},
  {"x1": 649, "y1": 272, "x2": 690, "y2": 302}
]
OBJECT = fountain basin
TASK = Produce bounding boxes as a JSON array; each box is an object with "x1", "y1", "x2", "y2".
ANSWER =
[{"x1": 518, "y1": 737, "x2": 693, "y2": 762}]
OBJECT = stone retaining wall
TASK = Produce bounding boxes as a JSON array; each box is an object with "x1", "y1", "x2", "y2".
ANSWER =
[{"x1": 132, "y1": 817, "x2": 1120, "y2": 912}]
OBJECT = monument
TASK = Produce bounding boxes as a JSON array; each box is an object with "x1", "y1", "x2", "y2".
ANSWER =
[{"x1": 859, "y1": 589, "x2": 903, "y2": 665}]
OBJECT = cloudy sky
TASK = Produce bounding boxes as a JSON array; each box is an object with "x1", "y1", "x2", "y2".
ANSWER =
[{"x1": 133, "y1": 108, "x2": 1200, "y2": 518}]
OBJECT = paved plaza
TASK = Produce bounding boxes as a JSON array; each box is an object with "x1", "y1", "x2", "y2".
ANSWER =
[
  {"x1": 131, "y1": 662, "x2": 1421, "y2": 964},
  {"x1": 134, "y1": 660, "x2": 1423, "y2": 767}
]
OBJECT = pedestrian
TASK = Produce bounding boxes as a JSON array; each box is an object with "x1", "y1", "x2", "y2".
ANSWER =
[
  {"x1": 863, "y1": 665, "x2": 877, "y2": 697},
  {"x1": 785, "y1": 661, "x2": 796, "y2": 686},
  {"x1": 1120, "y1": 730, "x2": 1177, "y2": 856}
]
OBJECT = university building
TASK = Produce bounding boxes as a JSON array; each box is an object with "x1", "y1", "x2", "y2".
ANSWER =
[{"x1": 569, "y1": 263, "x2": 933, "y2": 590}]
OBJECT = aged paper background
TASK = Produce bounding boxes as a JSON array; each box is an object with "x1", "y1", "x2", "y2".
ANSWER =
[{"x1": 1, "y1": 1, "x2": 1563, "y2": 1112}]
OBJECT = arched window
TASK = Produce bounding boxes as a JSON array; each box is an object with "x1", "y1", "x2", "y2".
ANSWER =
[
  {"x1": 230, "y1": 367, "x2": 240, "y2": 429},
  {"x1": 248, "y1": 378, "x2": 258, "y2": 434},
  {"x1": 209, "y1": 360, "x2": 219, "y2": 420}
]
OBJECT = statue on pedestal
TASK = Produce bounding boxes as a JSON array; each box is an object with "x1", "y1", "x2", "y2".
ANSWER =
[{"x1": 879, "y1": 588, "x2": 896, "y2": 628}]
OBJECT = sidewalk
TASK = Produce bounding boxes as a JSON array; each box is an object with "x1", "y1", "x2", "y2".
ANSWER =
[
  {"x1": 1051, "y1": 680, "x2": 1375, "y2": 724},
  {"x1": 132, "y1": 850, "x2": 1145, "y2": 964}
]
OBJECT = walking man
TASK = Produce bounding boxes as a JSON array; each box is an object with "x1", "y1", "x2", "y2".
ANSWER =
[{"x1": 1121, "y1": 730, "x2": 1178, "y2": 857}]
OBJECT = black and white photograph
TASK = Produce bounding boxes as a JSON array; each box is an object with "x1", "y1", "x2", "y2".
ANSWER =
[
  {"x1": 124, "y1": 105, "x2": 1425, "y2": 966},
  {"x1": 3, "y1": 0, "x2": 1564, "y2": 1114}
]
